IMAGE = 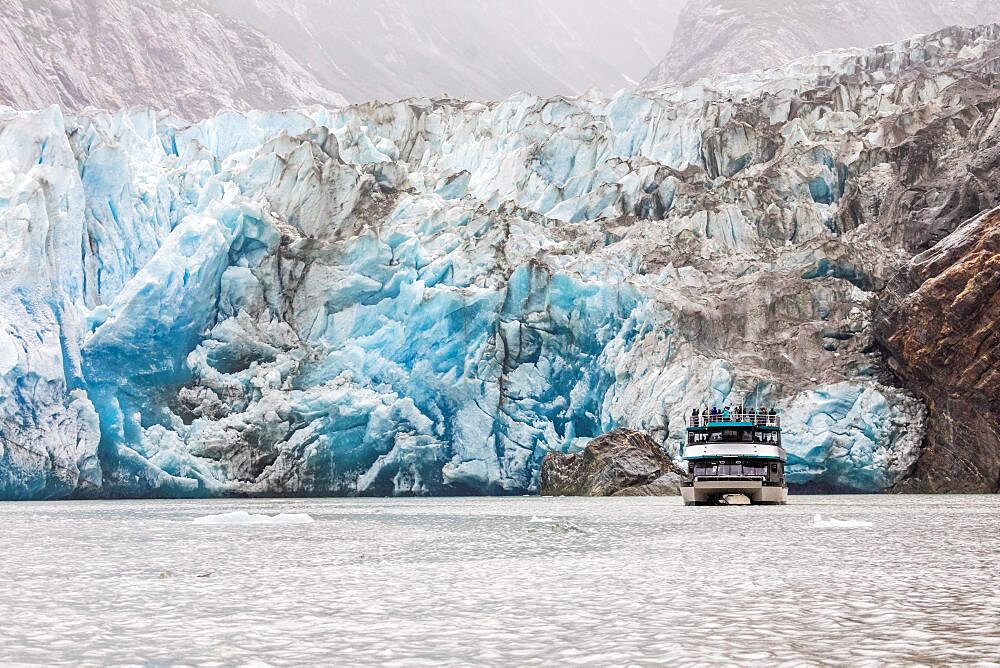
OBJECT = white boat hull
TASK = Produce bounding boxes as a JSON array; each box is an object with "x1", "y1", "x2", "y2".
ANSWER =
[{"x1": 680, "y1": 479, "x2": 787, "y2": 505}]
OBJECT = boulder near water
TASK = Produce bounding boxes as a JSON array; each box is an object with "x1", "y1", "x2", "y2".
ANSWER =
[{"x1": 540, "y1": 429, "x2": 685, "y2": 496}]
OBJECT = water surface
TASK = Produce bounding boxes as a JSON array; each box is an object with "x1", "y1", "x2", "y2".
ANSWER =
[{"x1": 1, "y1": 495, "x2": 998, "y2": 665}]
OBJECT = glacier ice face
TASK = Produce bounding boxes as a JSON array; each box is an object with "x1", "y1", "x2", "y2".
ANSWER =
[
  {"x1": 781, "y1": 383, "x2": 925, "y2": 491},
  {"x1": 3, "y1": 25, "x2": 988, "y2": 498}
]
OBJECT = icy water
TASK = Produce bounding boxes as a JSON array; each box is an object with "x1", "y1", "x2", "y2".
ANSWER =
[{"x1": 1, "y1": 496, "x2": 998, "y2": 666}]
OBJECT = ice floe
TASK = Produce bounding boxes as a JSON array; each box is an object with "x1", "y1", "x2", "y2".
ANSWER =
[
  {"x1": 812, "y1": 513, "x2": 872, "y2": 529},
  {"x1": 192, "y1": 511, "x2": 314, "y2": 525}
]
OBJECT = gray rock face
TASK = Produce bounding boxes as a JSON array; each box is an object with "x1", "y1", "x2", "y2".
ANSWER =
[
  {"x1": 875, "y1": 208, "x2": 1000, "y2": 492},
  {"x1": 540, "y1": 430, "x2": 684, "y2": 496},
  {"x1": 0, "y1": 0, "x2": 347, "y2": 120},
  {"x1": 642, "y1": 0, "x2": 1000, "y2": 88}
]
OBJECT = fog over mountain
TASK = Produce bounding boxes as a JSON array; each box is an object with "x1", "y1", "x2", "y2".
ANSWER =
[
  {"x1": 0, "y1": 0, "x2": 996, "y2": 118},
  {"x1": 213, "y1": 0, "x2": 687, "y2": 103},
  {"x1": 0, "y1": 0, "x2": 687, "y2": 119},
  {"x1": 642, "y1": 0, "x2": 1000, "y2": 87}
]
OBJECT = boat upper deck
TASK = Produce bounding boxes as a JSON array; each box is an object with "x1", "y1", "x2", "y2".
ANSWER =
[{"x1": 687, "y1": 412, "x2": 780, "y2": 429}]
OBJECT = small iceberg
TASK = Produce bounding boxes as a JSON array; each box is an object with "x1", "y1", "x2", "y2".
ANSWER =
[
  {"x1": 528, "y1": 515, "x2": 556, "y2": 523},
  {"x1": 812, "y1": 513, "x2": 872, "y2": 529},
  {"x1": 192, "y1": 511, "x2": 315, "y2": 525},
  {"x1": 553, "y1": 520, "x2": 589, "y2": 534}
]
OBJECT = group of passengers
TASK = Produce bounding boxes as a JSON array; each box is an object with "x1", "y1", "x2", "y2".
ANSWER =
[{"x1": 691, "y1": 405, "x2": 778, "y2": 425}]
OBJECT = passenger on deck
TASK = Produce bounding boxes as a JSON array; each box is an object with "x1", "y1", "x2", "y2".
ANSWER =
[
  {"x1": 691, "y1": 408, "x2": 699, "y2": 425},
  {"x1": 722, "y1": 407, "x2": 731, "y2": 420}
]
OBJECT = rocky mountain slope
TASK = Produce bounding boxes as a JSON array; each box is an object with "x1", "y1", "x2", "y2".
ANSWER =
[
  {"x1": 0, "y1": 0, "x2": 347, "y2": 120},
  {"x1": 876, "y1": 208, "x2": 1000, "y2": 493},
  {"x1": 642, "y1": 0, "x2": 1000, "y2": 87},
  {"x1": 1, "y1": 24, "x2": 998, "y2": 499}
]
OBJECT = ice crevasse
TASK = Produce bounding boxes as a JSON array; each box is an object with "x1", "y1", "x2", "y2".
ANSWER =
[{"x1": 0, "y1": 50, "x2": 942, "y2": 498}]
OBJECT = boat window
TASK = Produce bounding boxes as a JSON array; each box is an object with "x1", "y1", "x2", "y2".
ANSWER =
[
  {"x1": 720, "y1": 462, "x2": 740, "y2": 476},
  {"x1": 771, "y1": 463, "x2": 778, "y2": 473},
  {"x1": 710, "y1": 432, "x2": 722, "y2": 442},
  {"x1": 694, "y1": 462, "x2": 718, "y2": 476},
  {"x1": 741, "y1": 430, "x2": 753, "y2": 442}
]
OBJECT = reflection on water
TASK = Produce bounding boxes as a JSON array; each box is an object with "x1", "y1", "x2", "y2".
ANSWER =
[{"x1": 0, "y1": 495, "x2": 997, "y2": 665}]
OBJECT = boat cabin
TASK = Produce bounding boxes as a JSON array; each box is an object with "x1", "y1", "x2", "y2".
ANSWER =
[{"x1": 688, "y1": 458, "x2": 784, "y2": 484}]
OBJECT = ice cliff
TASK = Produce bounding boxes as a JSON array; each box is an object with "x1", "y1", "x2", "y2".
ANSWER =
[{"x1": 3, "y1": 24, "x2": 998, "y2": 499}]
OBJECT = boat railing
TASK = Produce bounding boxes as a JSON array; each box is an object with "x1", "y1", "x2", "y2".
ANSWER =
[
  {"x1": 686, "y1": 413, "x2": 780, "y2": 428},
  {"x1": 693, "y1": 475, "x2": 768, "y2": 482}
]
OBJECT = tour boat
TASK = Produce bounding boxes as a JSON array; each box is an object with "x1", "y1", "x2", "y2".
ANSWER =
[{"x1": 679, "y1": 408, "x2": 788, "y2": 505}]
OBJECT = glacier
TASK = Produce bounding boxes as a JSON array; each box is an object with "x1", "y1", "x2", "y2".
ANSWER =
[{"x1": 6, "y1": 24, "x2": 994, "y2": 498}]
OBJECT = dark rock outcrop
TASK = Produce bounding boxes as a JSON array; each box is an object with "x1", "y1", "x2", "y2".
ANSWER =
[
  {"x1": 540, "y1": 430, "x2": 685, "y2": 496},
  {"x1": 875, "y1": 207, "x2": 1000, "y2": 492}
]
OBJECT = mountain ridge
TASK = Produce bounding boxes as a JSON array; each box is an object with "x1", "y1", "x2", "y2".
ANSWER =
[
  {"x1": 641, "y1": 0, "x2": 1000, "y2": 88},
  {"x1": 0, "y1": 0, "x2": 349, "y2": 120}
]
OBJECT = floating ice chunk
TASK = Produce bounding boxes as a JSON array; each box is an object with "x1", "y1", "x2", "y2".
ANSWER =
[
  {"x1": 528, "y1": 515, "x2": 556, "y2": 523},
  {"x1": 811, "y1": 513, "x2": 872, "y2": 528},
  {"x1": 553, "y1": 520, "x2": 589, "y2": 534},
  {"x1": 192, "y1": 511, "x2": 314, "y2": 525}
]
